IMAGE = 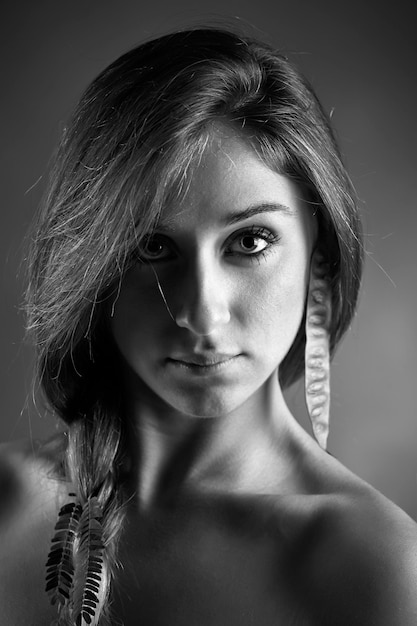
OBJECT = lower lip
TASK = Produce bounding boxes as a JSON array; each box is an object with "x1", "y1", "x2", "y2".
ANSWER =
[{"x1": 166, "y1": 356, "x2": 240, "y2": 376}]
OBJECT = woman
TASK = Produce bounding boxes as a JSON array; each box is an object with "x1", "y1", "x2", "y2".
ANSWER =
[{"x1": 0, "y1": 27, "x2": 416, "y2": 625}]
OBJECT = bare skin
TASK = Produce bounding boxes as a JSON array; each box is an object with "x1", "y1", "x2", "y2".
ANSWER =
[
  {"x1": 1, "y1": 125, "x2": 416, "y2": 624},
  {"x1": 0, "y1": 433, "x2": 417, "y2": 625}
]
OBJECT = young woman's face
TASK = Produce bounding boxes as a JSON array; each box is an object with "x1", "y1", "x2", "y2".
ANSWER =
[{"x1": 110, "y1": 125, "x2": 316, "y2": 417}]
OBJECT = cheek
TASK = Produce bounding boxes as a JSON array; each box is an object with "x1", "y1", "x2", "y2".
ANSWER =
[
  {"x1": 241, "y1": 258, "x2": 309, "y2": 356},
  {"x1": 109, "y1": 273, "x2": 166, "y2": 357}
]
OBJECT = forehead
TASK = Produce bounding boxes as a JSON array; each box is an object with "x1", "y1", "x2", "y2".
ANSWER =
[{"x1": 157, "y1": 123, "x2": 310, "y2": 231}]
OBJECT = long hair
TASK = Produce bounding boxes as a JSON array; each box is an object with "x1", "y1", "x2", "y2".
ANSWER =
[{"x1": 25, "y1": 27, "x2": 363, "y2": 624}]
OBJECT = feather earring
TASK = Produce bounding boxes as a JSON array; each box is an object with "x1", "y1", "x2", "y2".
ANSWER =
[
  {"x1": 45, "y1": 494, "x2": 105, "y2": 626},
  {"x1": 305, "y1": 252, "x2": 332, "y2": 450}
]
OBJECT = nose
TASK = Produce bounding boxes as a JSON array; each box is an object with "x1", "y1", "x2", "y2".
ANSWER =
[{"x1": 174, "y1": 256, "x2": 231, "y2": 336}]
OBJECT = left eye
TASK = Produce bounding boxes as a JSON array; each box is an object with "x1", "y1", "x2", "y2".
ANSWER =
[
  {"x1": 228, "y1": 230, "x2": 274, "y2": 255},
  {"x1": 235, "y1": 234, "x2": 268, "y2": 254}
]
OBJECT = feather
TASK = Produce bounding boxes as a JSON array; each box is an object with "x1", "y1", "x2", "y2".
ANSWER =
[
  {"x1": 45, "y1": 501, "x2": 82, "y2": 609},
  {"x1": 70, "y1": 497, "x2": 105, "y2": 626}
]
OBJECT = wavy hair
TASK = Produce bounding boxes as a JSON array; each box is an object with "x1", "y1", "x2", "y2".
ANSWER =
[{"x1": 25, "y1": 27, "x2": 363, "y2": 624}]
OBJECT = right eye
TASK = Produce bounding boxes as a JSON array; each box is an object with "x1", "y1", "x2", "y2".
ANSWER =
[{"x1": 138, "y1": 234, "x2": 174, "y2": 261}]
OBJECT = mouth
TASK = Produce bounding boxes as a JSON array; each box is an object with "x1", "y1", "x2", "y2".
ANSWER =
[{"x1": 166, "y1": 353, "x2": 241, "y2": 374}]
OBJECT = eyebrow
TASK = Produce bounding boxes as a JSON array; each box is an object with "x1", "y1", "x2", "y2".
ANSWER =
[
  {"x1": 222, "y1": 202, "x2": 295, "y2": 225},
  {"x1": 155, "y1": 202, "x2": 294, "y2": 232}
]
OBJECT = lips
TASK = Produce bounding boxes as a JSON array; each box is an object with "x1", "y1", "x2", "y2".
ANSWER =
[{"x1": 168, "y1": 353, "x2": 238, "y2": 367}]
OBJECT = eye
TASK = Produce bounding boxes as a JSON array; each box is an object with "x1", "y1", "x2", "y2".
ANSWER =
[
  {"x1": 236, "y1": 234, "x2": 269, "y2": 254},
  {"x1": 138, "y1": 234, "x2": 173, "y2": 261},
  {"x1": 226, "y1": 227, "x2": 279, "y2": 257}
]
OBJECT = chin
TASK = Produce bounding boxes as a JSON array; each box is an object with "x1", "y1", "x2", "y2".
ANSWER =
[{"x1": 162, "y1": 388, "x2": 250, "y2": 419}]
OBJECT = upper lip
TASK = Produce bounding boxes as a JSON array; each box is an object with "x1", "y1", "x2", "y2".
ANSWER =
[{"x1": 168, "y1": 353, "x2": 238, "y2": 366}]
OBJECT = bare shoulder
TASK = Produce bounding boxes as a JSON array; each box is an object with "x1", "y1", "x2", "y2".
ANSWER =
[
  {"x1": 0, "y1": 437, "x2": 69, "y2": 624},
  {"x1": 325, "y1": 490, "x2": 416, "y2": 624},
  {"x1": 0, "y1": 437, "x2": 66, "y2": 524},
  {"x1": 279, "y1": 460, "x2": 417, "y2": 625}
]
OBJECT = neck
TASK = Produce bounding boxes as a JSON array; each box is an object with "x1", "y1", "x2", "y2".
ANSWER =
[{"x1": 123, "y1": 371, "x2": 310, "y2": 509}]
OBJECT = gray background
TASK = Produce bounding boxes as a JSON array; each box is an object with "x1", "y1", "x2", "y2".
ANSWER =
[{"x1": 1, "y1": 0, "x2": 416, "y2": 518}]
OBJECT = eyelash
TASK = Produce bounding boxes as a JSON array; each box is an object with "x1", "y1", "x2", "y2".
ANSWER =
[{"x1": 137, "y1": 226, "x2": 280, "y2": 263}]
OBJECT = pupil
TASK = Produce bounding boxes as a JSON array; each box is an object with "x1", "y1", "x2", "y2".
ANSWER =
[
  {"x1": 242, "y1": 236, "x2": 256, "y2": 250},
  {"x1": 146, "y1": 239, "x2": 162, "y2": 255}
]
